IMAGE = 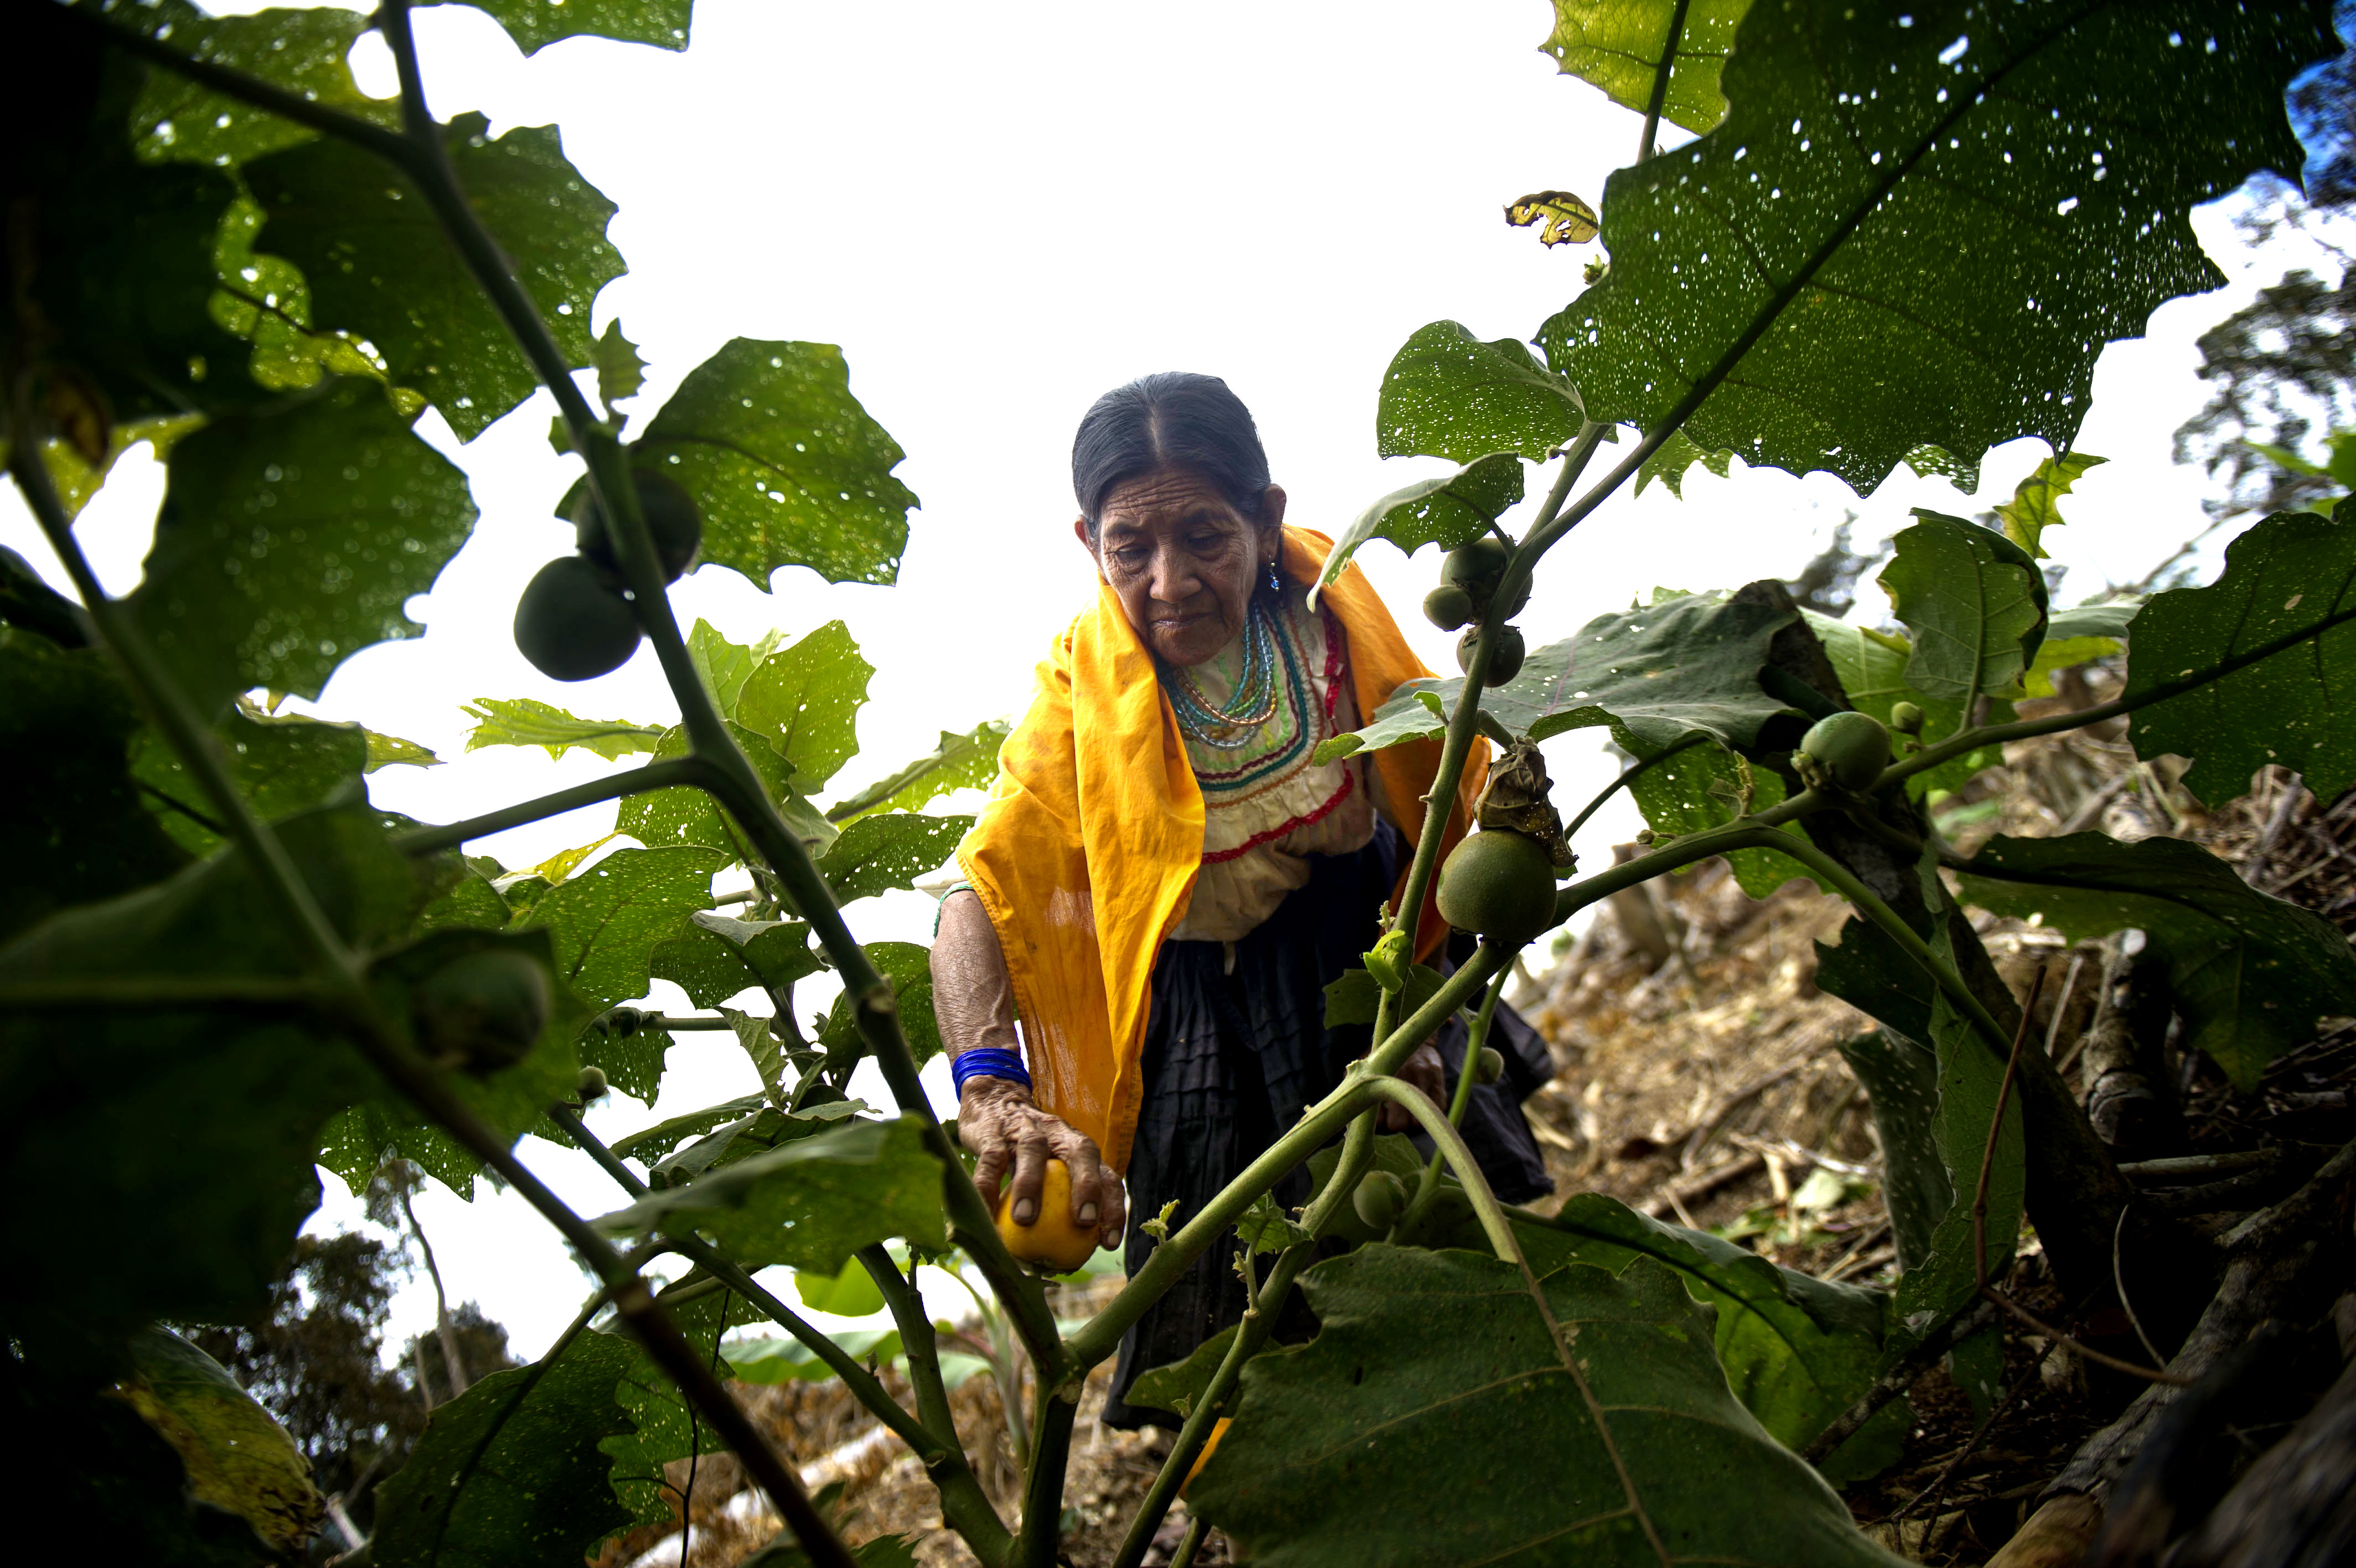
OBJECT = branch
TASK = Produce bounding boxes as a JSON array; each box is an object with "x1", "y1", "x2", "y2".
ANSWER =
[
  {"x1": 1359, "y1": 1076, "x2": 1521, "y2": 1265},
  {"x1": 1634, "y1": 0, "x2": 1695, "y2": 164},
  {"x1": 394, "y1": 758, "x2": 713, "y2": 855}
]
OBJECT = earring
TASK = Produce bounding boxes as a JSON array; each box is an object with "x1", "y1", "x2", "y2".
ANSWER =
[{"x1": 1266, "y1": 559, "x2": 1283, "y2": 594}]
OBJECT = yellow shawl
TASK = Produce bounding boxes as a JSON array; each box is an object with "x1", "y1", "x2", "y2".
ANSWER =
[{"x1": 955, "y1": 526, "x2": 1488, "y2": 1175}]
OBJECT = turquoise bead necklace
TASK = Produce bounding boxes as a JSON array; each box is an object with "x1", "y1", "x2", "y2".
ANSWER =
[{"x1": 1162, "y1": 598, "x2": 1281, "y2": 748}]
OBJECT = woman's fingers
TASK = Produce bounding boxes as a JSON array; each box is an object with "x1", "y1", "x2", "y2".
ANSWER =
[
  {"x1": 1007, "y1": 1126, "x2": 1051, "y2": 1227},
  {"x1": 970, "y1": 1135, "x2": 1011, "y2": 1208}
]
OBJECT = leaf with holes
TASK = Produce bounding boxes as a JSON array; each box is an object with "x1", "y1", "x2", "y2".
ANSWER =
[
  {"x1": 126, "y1": 380, "x2": 476, "y2": 719},
  {"x1": 463, "y1": 0, "x2": 694, "y2": 55},
  {"x1": 522, "y1": 846, "x2": 722, "y2": 1014},
  {"x1": 817, "y1": 943, "x2": 941, "y2": 1070},
  {"x1": 624, "y1": 339, "x2": 917, "y2": 588},
  {"x1": 735, "y1": 621, "x2": 874, "y2": 787},
  {"x1": 129, "y1": 3, "x2": 399, "y2": 169},
  {"x1": 1187, "y1": 1247, "x2": 1904, "y2": 1566},
  {"x1": 817, "y1": 814, "x2": 972, "y2": 905},
  {"x1": 250, "y1": 113, "x2": 623, "y2": 440},
  {"x1": 461, "y1": 698, "x2": 663, "y2": 762},
  {"x1": 1540, "y1": 0, "x2": 1754, "y2": 135},
  {"x1": 1956, "y1": 832, "x2": 2356, "y2": 1088},
  {"x1": 1375, "y1": 322, "x2": 1584, "y2": 464},
  {"x1": 2125, "y1": 506, "x2": 2356, "y2": 806},
  {"x1": 1878, "y1": 512, "x2": 2047, "y2": 705},
  {"x1": 593, "y1": 1117, "x2": 948, "y2": 1274},
  {"x1": 824, "y1": 719, "x2": 1011, "y2": 824},
  {"x1": 1634, "y1": 427, "x2": 1738, "y2": 498},
  {"x1": 1313, "y1": 454, "x2": 1525, "y2": 602},
  {"x1": 1506, "y1": 190, "x2": 1601, "y2": 247},
  {"x1": 1536, "y1": 2, "x2": 2332, "y2": 492}
]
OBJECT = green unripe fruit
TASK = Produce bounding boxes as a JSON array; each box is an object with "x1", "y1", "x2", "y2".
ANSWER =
[
  {"x1": 577, "y1": 1065, "x2": 609, "y2": 1100},
  {"x1": 1436, "y1": 828, "x2": 1558, "y2": 946},
  {"x1": 515, "y1": 556, "x2": 642, "y2": 681},
  {"x1": 1441, "y1": 537, "x2": 1511, "y2": 594},
  {"x1": 414, "y1": 950, "x2": 551, "y2": 1075},
  {"x1": 1457, "y1": 625, "x2": 1525, "y2": 685},
  {"x1": 574, "y1": 469, "x2": 703, "y2": 584},
  {"x1": 1889, "y1": 701, "x2": 1926, "y2": 736},
  {"x1": 1475, "y1": 1045, "x2": 1505, "y2": 1085},
  {"x1": 1352, "y1": 1170, "x2": 1408, "y2": 1230},
  {"x1": 1799, "y1": 710, "x2": 1893, "y2": 793},
  {"x1": 1424, "y1": 584, "x2": 1475, "y2": 632}
]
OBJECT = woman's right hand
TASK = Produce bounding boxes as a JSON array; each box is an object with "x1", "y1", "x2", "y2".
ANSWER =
[{"x1": 959, "y1": 1074, "x2": 1126, "y2": 1250}]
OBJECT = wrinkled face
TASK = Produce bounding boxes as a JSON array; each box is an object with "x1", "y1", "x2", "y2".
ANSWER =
[{"x1": 1076, "y1": 466, "x2": 1287, "y2": 667}]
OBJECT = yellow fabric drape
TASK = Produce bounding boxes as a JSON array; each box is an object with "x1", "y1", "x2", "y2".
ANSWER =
[{"x1": 954, "y1": 526, "x2": 1487, "y2": 1175}]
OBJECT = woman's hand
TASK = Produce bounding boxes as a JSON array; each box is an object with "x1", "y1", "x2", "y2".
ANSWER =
[
  {"x1": 1381, "y1": 1041, "x2": 1448, "y2": 1133},
  {"x1": 959, "y1": 1074, "x2": 1126, "y2": 1250}
]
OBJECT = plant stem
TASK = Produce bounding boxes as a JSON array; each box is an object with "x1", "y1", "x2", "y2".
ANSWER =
[
  {"x1": 1972, "y1": 968, "x2": 2047, "y2": 1294},
  {"x1": 1404, "y1": 965, "x2": 1509, "y2": 1227},
  {"x1": 1634, "y1": 0, "x2": 1695, "y2": 164},
  {"x1": 1359, "y1": 1077, "x2": 1520, "y2": 1264},
  {"x1": 393, "y1": 758, "x2": 712, "y2": 855}
]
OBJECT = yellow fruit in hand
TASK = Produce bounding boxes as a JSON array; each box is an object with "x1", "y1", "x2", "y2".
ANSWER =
[{"x1": 995, "y1": 1158, "x2": 1100, "y2": 1273}]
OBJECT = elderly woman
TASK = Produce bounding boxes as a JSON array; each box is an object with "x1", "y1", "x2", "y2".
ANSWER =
[{"x1": 933, "y1": 373, "x2": 1554, "y2": 1426}]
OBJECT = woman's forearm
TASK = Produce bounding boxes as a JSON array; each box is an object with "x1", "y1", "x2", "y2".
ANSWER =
[{"x1": 931, "y1": 889, "x2": 1022, "y2": 1060}]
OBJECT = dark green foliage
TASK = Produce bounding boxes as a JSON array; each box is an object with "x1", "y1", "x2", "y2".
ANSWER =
[
  {"x1": 1375, "y1": 322, "x2": 1584, "y2": 463},
  {"x1": 817, "y1": 813, "x2": 973, "y2": 905},
  {"x1": 1536, "y1": 0, "x2": 2332, "y2": 491},
  {"x1": 817, "y1": 942, "x2": 941, "y2": 1068},
  {"x1": 467, "y1": 0, "x2": 694, "y2": 56},
  {"x1": 651, "y1": 914, "x2": 823, "y2": 1010},
  {"x1": 128, "y1": 2, "x2": 399, "y2": 169},
  {"x1": 1317, "y1": 453, "x2": 1525, "y2": 595},
  {"x1": 132, "y1": 706, "x2": 371, "y2": 855}
]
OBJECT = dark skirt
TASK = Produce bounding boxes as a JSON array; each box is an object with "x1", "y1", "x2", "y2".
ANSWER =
[{"x1": 1100, "y1": 817, "x2": 1557, "y2": 1429}]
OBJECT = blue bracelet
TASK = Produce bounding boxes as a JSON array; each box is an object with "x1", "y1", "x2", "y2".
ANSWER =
[{"x1": 951, "y1": 1046, "x2": 1031, "y2": 1094}]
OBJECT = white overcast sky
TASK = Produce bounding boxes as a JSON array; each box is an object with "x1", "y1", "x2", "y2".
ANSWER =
[{"x1": 5, "y1": 1, "x2": 2344, "y2": 1358}]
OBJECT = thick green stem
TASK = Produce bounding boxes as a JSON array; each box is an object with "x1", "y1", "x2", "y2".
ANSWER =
[
  {"x1": 1403, "y1": 965, "x2": 1510, "y2": 1229},
  {"x1": 395, "y1": 758, "x2": 712, "y2": 856},
  {"x1": 1359, "y1": 1077, "x2": 1521, "y2": 1264},
  {"x1": 1634, "y1": 0, "x2": 1696, "y2": 164},
  {"x1": 1013, "y1": 1392, "x2": 1079, "y2": 1568}
]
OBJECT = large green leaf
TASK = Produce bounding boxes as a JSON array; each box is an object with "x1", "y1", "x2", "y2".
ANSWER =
[
  {"x1": 1831, "y1": 1030, "x2": 1948, "y2": 1273},
  {"x1": 1319, "y1": 590, "x2": 1797, "y2": 760},
  {"x1": 617, "y1": 721, "x2": 838, "y2": 861},
  {"x1": 1995, "y1": 451, "x2": 2106, "y2": 560},
  {"x1": 1956, "y1": 832, "x2": 2356, "y2": 1088},
  {"x1": 210, "y1": 194, "x2": 409, "y2": 404},
  {"x1": 724, "y1": 1328, "x2": 904, "y2": 1384},
  {"x1": 0, "y1": 634, "x2": 189, "y2": 946},
  {"x1": 522, "y1": 846, "x2": 722, "y2": 1013},
  {"x1": 824, "y1": 718, "x2": 1010, "y2": 824},
  {"x1": 1536, "y1": 1, "x2": 2332, "y2": 492},
  {"x1": 1188, "y1": 1248, "x2": 1903, "y2": 1567},
  {"x1": 650, "y1": 912, "x2": 822, "y2": 1009},
  {"x1": 599, "y1": 1292, "x2": 732, "y2": 1535},
  {"x1": 1312, "y1": 453, "x2": 1526, "y2": 600},
  {"x1": 249, "y1": 113, "x2": 623, "y2": 440},
  {"x1": 628, "y1": 339, "x2": 917, "y2": 588},
  {"x1": 593, "y1": 1117, "x2": 948, "y2": 1274},
  {"x1": 0, "y1": 807, "x2": 415, "y2": 1332},
  {"x1": 132, "y1": 707, "x2": 369, "y2": 855},
  {"x1": 1632, "y1": 427, "x2": 1737, "y2": 499},
  {"x1": 735, "y1": 621, "x2": 873, "y2": 787},
  {"x1": 460, "y1": 698, "x2": 663, "y2": 762},
  {"x1": 114, "y1": 1328, "x2": 324, "y2": 1555},
  {"x1": 130, "y1": 5, "x2": 397, "y2": 169},
  {"x1": 1800, "y1": 610, "x2": 2007, "y2": 794},
  {"x1": 1877, "y1": 513, "x2": 2047, "y2": 705},
  {"x1": 1624, "y1": 738, "x2": 1805, "y2": 898},
  {"x1": 1540, "y1": 0, "x2": 1753, "y2": 136},
  {"x1": 817, "y1": 942, "x2": 941, "y2": 1070},
  {"x1": 686, "y1": 618, "x2": 786, "y2": 715},
  {"x1": 453, "y1": 0, "x2": 693, "y2": 55},
  {"x1": 817, "y1": 814, "x2": 972, "y2": 905},
  {"x1": 2126, "y1": 506, "x2": 2356, "y2": 805},
  {"x1": 1374, "y1": 322, "x2": 1584, "y2": 464},
  {"x1": 372, "y1": 1328, "x2": 638, "y2": 1568},
  {"x1": 126, "y1": 380, "x2": 476, "y2": 719}
]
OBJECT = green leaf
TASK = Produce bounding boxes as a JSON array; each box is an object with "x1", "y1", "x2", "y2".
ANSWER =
[
  {"x1": 127, "y1": 379, "x2": 476, "y2": 719},
  {"x1": 1878, "y1": 513, "x2": 2047, "y2": 705},
  {"x1": 816, "y1": 814, "x2": 972, "y2": 905},
  {"x1": 2126, "y1": 506, "x2": 2356, "y2": 805},
  {"x1": 131, "y1": 706, "x2": 369, "y2": 855},
  {"x1": 1320, "y1": 963, "x2": 1447, "y2": 1028},
  {"x1": 131, "y1": 5, "x2": 398, "y2": 169},
  {"x1": 1129, "y1": 1324, "x2": 1262, "y2": 1419},
  {"x1": 0, "y1": 635, "x2": 189, "y2": 946},
  {"x1": 1624, "y1": 739, "x2": 1806, "y2": 898},
  {"x1": 1313, "y1": 453, "x2": 1525, "y2": 599},
  {"x1": 592, "y1": 318, "x2": 647, "y2": 408},
  {"x1": 618, "y1": 721, "x2": 837, "y2": 860},
  {"x1": 115, "y1": 1327, "x2": 325, "y2": 1554},
  {"x1": 1188, "y1": 1248, "x2": 1904, "y2": 1567},
  {"x1": 1955, "y1": 832, "x2": 2356, "y2": 1088},
  {"x1": 460, "y1": 698, "x2": 664, "y2": 761},
  {"x1": 600, "y1": 1292, "x2": 734, "y2": 1532},
  {"x1": 1236, "y1": 1193, "x2": 1314, "y2": 1256},
  {"x1": 648, "y1": 1100, "x2": 869, "y2": 1190},
  {"x1": 1901, "y1": 444, "x2": 1983, "y2": 491},
  {"x1": 1634, "y1": 427, "x2": 1737, "y2": 499},
  {"x1": 362, "y1": 726, "x2": 440, "y2": 770},
  {"x1": 210, "y1": 194, "x2": 408, "y2": 404},
  {"x1": 817, "y1": 942, "x2": 941, "y2": 1070},
  {"x1": 735, "y1": 621, "x2": 874, "y2": 787},
  {"x1": 724, "y1": 1327, "x2": 904, "y2": 1384},
  {"x1": 454, "y1": 0, "x2": 693, "y2": 55},
  {"x1": 649, "y1": 912, "x2": 822, "y2": 1009},
  {"x1": 521, "y1": 845, "x2": 722, "y2": 1015},
  {"x1": 1320, "y1": 590, "x2": 1797, "y2": 761},
  {"x1": 1540, "y1": 0, "x2": 1753, "y2": 136},
  {"x1": 1374, "y1": 322, "x2": 1584, "y2": 464},
  {"x1": 1535, "y1": 2, "x2": 2331, "y2": 492},
  {"x1": 608, "y1": 1092, "x2": 770, "y2": 1164},
  {"x1": 371, "y1": 1329, "x2": 638, "y2": 1568},
  {"x1": 1994, "y1": 452, "x2": 2106, "y2": 560},
  {"x1": 250, "y1": 113, "x2": 624, "y2": 440},
  {"x1": 0, "y1": 806, "x2": 413, "y2": 1331},
  {"x1": 1800, "y1": 610, "x2": 2008, "y2": 795},
  {"x1": 795, "y1": 1256, "x2": 887, "y2": 1318},
  {"x1": 1830, "y1": 1030, "x2": 1948, "y2": 1273},
  {"x1": 824, "y1": 718, "x2": 1010, "y2": 824},
  {"x1": 630, "y1": 339, "x2": 917, "y2": 588},
  {"x1": 687, "y1": 618, "x2": 787, "y2": 717},
  {"x1": 594, "y1": 1117, "x2": 949, "y2": 1274}
]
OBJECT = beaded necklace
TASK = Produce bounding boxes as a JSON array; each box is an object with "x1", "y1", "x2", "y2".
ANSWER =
[{"x1": 1162, "y1": 597, "x2": 1281, "y2": 749}]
